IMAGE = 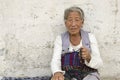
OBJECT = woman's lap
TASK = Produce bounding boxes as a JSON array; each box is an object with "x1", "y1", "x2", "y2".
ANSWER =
[
  {"x1": 64, "y1": 72, "x2": 100, "y2": 80},
  {"x1": 83, "y1": 72, "x2": 100, "y2": 80}
]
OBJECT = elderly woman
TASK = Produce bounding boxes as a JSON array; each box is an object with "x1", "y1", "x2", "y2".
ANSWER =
[{"x1": 51, "y1": 6, "x2": 103, "y2": 80}]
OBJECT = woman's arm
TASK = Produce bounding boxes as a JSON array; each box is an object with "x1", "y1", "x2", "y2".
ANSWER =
[
  {"x1": 51, "y1": 35, "x2": 65, "y2": 75},
  {"x1": 85, "y1": 33, "x2": 103, "y2": 69}
]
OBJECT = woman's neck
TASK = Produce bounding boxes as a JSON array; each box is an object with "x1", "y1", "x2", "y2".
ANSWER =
[{"x1": 69, "y1": 33, "x2": 81, "y2": 46}]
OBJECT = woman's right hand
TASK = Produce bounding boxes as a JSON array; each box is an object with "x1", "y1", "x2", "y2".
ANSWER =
[{"x1": 51, "y1": 72, "x2": 64, "y2": 80}]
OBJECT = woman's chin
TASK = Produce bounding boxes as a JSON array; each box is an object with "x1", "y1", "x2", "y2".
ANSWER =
[{"x1": 69, "y1": 32, "x2": 78, "y2": 35}]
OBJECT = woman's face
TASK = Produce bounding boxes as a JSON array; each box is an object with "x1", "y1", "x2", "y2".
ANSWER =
[{"x1": 65, "y1": 11, "x2": 83, "y2": 35}]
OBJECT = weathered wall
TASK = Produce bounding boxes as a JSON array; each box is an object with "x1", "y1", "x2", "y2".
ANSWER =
[{"x1": 0, "y1": 0, "x2": 120, "y2": 80}]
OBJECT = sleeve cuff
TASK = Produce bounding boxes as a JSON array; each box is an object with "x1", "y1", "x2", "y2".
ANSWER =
[{"x1": 53, "y1": 70, "x2": 65, "y2": 75}]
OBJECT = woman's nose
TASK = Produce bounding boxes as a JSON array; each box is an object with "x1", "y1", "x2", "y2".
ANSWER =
[{"x1": 71, "y1": 20, "x2": 76, "y2": 26}]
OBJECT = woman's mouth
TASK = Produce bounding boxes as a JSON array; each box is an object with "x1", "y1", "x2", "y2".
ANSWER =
[{"x1": 70, "y1": 28, "x2": 77, "y2": 31}]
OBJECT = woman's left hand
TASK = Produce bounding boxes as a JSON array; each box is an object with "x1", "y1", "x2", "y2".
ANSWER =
[{"x1": 80, "y1": 47, "x2": 91, "y2": 62}]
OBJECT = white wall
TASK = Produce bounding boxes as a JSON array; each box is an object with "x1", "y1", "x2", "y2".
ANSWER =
[{"x1": 0, "y1": 0, "x2": 120, "y2": 80}]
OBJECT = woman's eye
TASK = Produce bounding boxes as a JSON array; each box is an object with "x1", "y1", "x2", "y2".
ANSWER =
[
  {"x1": 75, "y1": 19, "x2": 81, "y2": 21},
  {"x1": 67, "y1": 19, "x2": 72, "y2": 22},
  {"x1": 75, "y1": 19, "x2": 79, "y2": 21}
]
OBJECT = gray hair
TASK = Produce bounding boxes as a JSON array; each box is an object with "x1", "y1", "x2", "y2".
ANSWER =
[{"x1": 64, "y1": 6, "x2": 84, "y2": 22}]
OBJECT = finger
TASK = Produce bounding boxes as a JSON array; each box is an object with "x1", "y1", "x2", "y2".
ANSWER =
[
  {"x1": 59, "y1": 76, "x2": 64, "y2": 80},
  {"x1": 82, "y1": 55, "x2": 86, "y2": 59},
  {"x1": 80, "y1": 48, "x2": 86, "y2": 52},
  {"x1": 82, "y1": 52, "x2": 87, "y2": 56},
  {"x1": 82, "y1": 51, "x2": 86, "y2": 55},
  {"x1": 54, "y1": 76, "x2": 59, "y2": 80},
  {"x1": 80, "y1": 47, "x2": 84, "y2": 51},
  {"x1": 59, "y1": 77, "x2": 64, "y2": 80},
  {"x1": 51, "y1": 76, "x2": 56, "y2": 80},
  {"x1": 82, "y1": 52, "x2": 85, "y2": 55},
  {"x1": 82, "y1": 48, "x2": 87, "y2": 52},
  {"x1": 51, "y1": 77, "x2": 55, "y2": 80}
]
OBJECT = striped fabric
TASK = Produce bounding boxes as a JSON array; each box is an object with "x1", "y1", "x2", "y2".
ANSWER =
[
  {"x1": 61, "y1": 51, "x2": 84, "y2": 71},
  {"x1": 61, "y1": 51, "x2": 98, "y2": 80}
]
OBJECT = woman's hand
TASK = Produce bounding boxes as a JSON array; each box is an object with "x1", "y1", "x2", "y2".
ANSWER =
[
  {"x1": 51, "y1": 72, "x2": 64, "y2": 80},
  {"x1": 80, "y1": 47, "x2": 91, "y2": 62}
]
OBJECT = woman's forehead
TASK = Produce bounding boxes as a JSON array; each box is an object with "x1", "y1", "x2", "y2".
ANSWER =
[{"x1": 67, "y1": 12, "x2": 81, "y2": 18}]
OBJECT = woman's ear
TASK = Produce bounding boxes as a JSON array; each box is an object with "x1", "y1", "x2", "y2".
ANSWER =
[
  {"x1": 82, "y1": 20, "x2": 84, "y2": 24},
  {"x1": 81, "y1": 20, "x2": 84, "y2": 28},
  {"x1": 65, "y1": 21, "x2": 67, "y2": 25}
]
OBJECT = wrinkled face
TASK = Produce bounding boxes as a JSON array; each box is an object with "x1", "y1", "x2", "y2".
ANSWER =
[{"x1": 65, "y1": 11, "x2": 83, "y2": 35}]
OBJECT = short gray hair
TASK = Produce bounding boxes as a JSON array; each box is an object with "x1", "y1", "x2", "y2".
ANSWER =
[{"x1": 64, "y1": 6, "x2": 84, "y2": 22}]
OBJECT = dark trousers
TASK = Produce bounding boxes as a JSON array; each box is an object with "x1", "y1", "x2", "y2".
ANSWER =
[{"x1": 64, "y1": 69, "x2": 90, "y2": 80}]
